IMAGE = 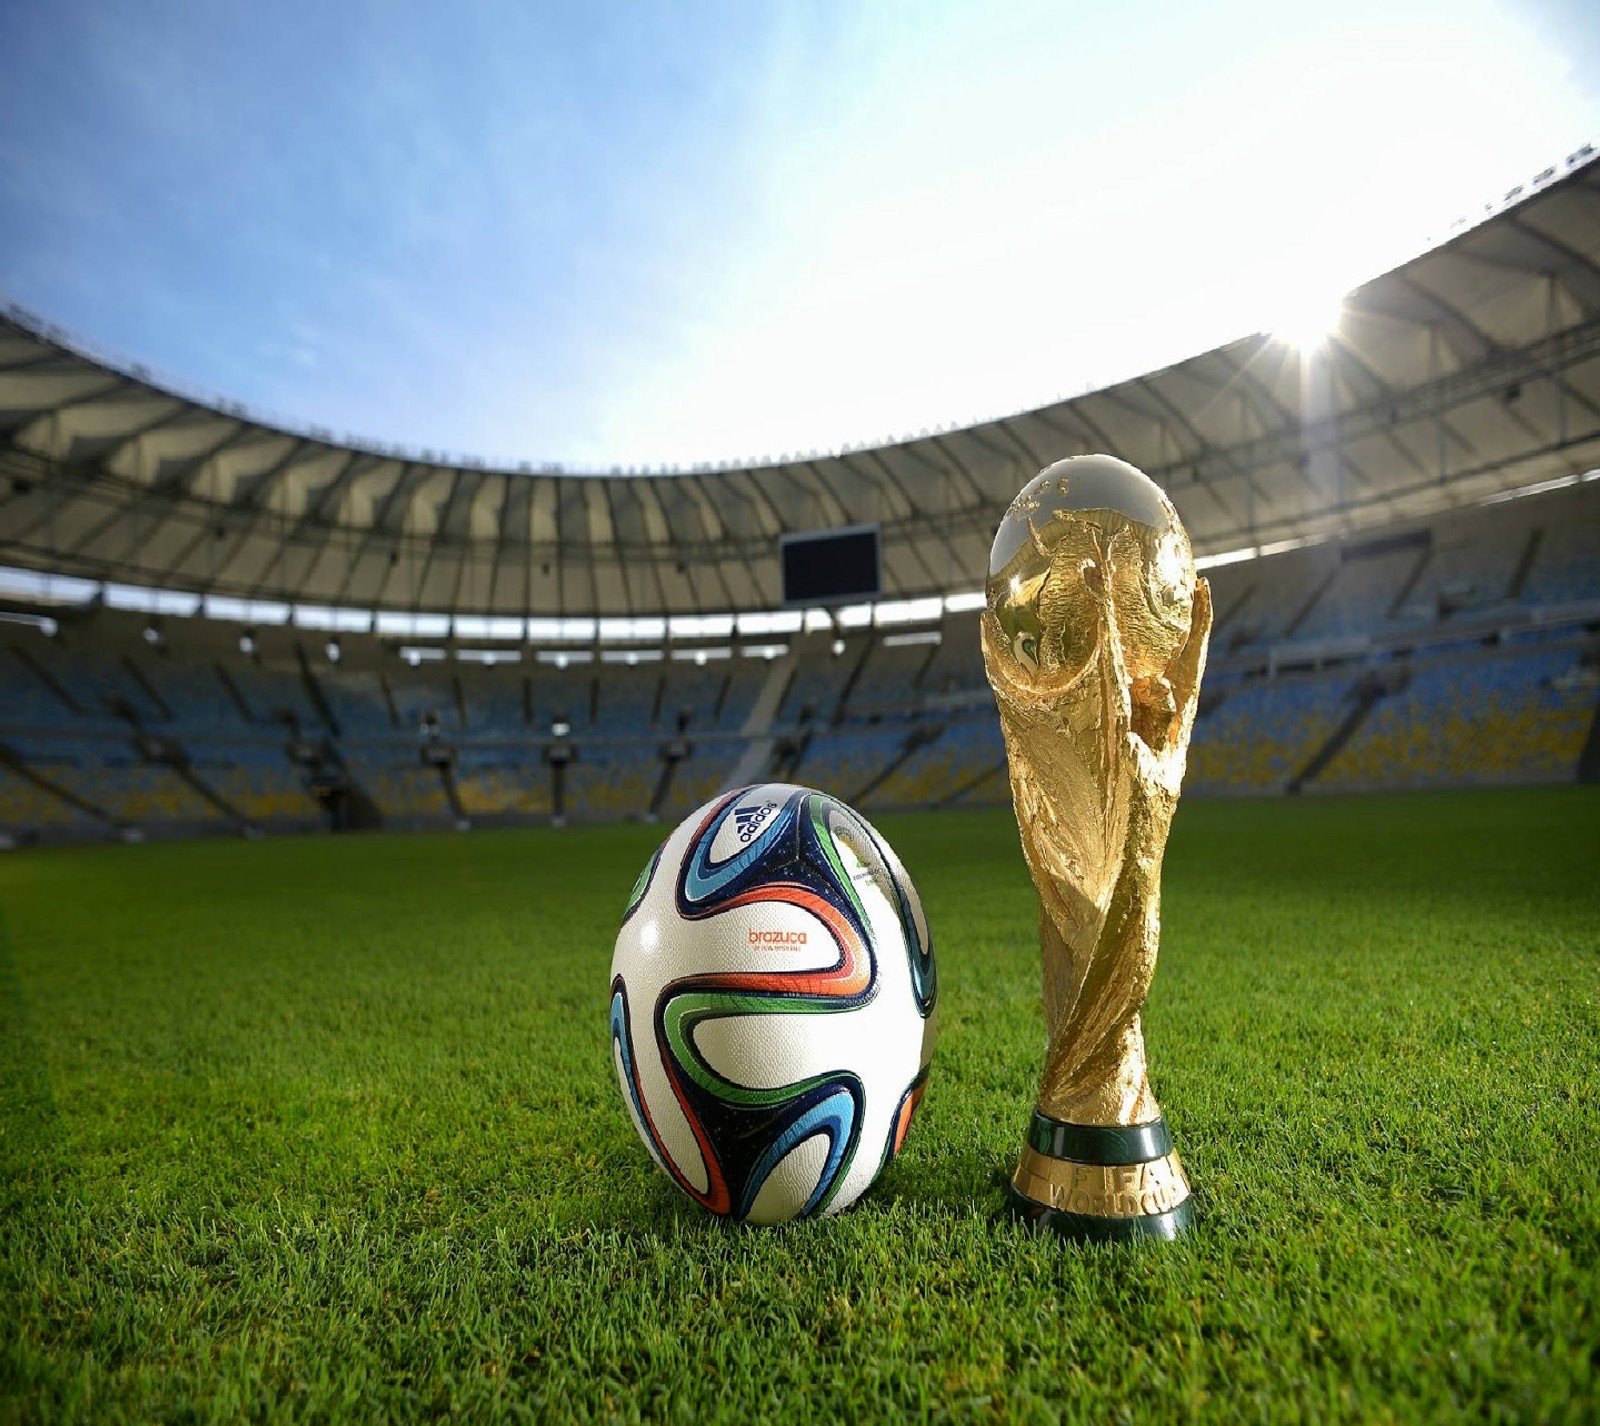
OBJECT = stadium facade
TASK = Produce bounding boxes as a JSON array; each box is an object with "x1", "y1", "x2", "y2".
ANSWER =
[{"x1": 1, "y1": 146, "x2": 1597, "y2": 843}]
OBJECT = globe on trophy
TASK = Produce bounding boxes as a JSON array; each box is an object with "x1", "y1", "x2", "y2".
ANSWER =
[{"x1": 982, "y1": 454, "x2": 1212, "y2": 1242}]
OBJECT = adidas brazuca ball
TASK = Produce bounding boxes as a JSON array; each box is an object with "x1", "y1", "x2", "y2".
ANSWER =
[{"x1": 609, "y1": 783, "x2": 937, "y2": 1224}]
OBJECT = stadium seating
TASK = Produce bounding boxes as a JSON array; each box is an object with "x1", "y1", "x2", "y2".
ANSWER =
[
  {"x1": 1316, "y1": 647, "x2": 1595, "y2": 789},
  {"x1": 661, "y1": 750, "x2": 734, "y2": 820},
  {"x1": 120, "y1": 656, "x2": 237, "y2": 727},
  {"x1": 526, "y1": 665, "x2": 588, "y2": 731},
  {"x1": 460, "y1": 670, "x2": 529, "y2": 737},
  {"x1": 185, "y1": 741, "x2": 320, "y2": 824},
  {"x1": 861, "y1": 715, "x2": 1006, "y2": 810},
  {"x1": 2, "y1": 600, "x2": 1593, "y2": 842},
  {"x1": 790, "y1": 725, "x2": 915, "y2": 802},
  {"x1": 1208, "y1": 545, "x2": 1338, "y2": 649},
  {"x1": 712, "y1": 661, "x2": 770, "y2": 731},
  {"x1": 919, "y1": 618, "x2": 987, "y2": 695},
  {"x1": 33, "y1": 647, "x2": 165, "y2": 722},
  {"x1": 454, "y1": 745, "x2": 553, "y2": 818},
  {"x1": 1292, "y1": 545, "x2": 1425, "y2": 641},
  {"x1": 321, "y1": 670, "x2": 396, "y2": 737},
  {"x1": 0, "y1": 476, "x2": 1595, "y2": 844},
  {"x1": 659, "y1": 659, "x2": 728, "y2": 730},
  {"x1": 777, "y1": 651, "x2": 851, "y2": 727},
  {"x1": 343, "y1": 750, "x2": 452, "y2": 823},
  {"x1": 0, "y1": 650, "x2": 80, "y2": 726},
  {"x1": 1401, "y1": 517, "x2": 1528, "y2": 621},
  {"x1": 0, "y1": 765, "x2": 95, "y2": 831},
  {"x1": 228, "y1": 664, "x2": 323, "y2": 728},
  {"x1": 25, "y1": 740, "x2": 223, "y2": 826},
  {"x1": 592, "y1": 670, "x2": 658, "y2": 736},
  {"x1": 845, "y1": 640, "x2": 939, "y2": 716},
  {"x1": 1520, "y1": 505, "x2": 1600, "y2": 605},
  {"x1": 1187, "y1": 675, "x2": 1355, "y2": 793},
  {"x1": 565, "y1": 741, "x2": 660, "y2": 821},
  {"x1": 388, "y1": 673, "x2": 459, "y2": 734}
]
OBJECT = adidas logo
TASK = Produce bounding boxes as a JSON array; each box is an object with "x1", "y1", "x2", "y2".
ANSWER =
[{"x1": 734, "y1": 802, "x2": 776, "y2": 843}]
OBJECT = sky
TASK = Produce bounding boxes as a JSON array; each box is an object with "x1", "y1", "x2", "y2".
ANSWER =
[{"x1": 1, "y1": 0, "x2": 1598, "y2": 470}]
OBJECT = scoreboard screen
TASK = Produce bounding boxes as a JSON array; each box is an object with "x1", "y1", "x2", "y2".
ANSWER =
[{"x1": 779, "y1": 524, "x2": 881, "y2": 604}]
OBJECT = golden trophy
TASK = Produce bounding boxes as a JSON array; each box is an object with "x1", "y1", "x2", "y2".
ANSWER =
[{"x1": 982, "y1": 455, "x2": 1212, "y2": 1242}]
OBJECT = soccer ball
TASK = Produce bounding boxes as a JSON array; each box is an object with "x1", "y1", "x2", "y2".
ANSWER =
[{"x1": 609, "y1": 783, "x2": 938, "y2": 1224}]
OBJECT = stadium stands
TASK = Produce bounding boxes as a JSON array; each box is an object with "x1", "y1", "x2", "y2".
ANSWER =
[
  {"x1": 1188, "y1": 675, "x2": 1356, "y2": 794},
  {"x1": 0, "y1": 764, "x2": 95, "y2": 830},
  {"x1": 660, "y1": 743, "x2": 740, "y2": 820},
  {"x1": 0, "y1": 475, "x2": 1595, "y2": 844},
  {"x1": 565, "y1": 742, "x2": 660, "y2": 823},
  {"x1": 778, "y1": 647, "x2": 852, "y2": 727},
  {"x1": 1315, "y1": 645, "x2": 1596, "y2": 790},
  {"x1": 454, "y1": 745, "x2": 554, "y2": 819},
  {"x1": 461, "y1": 670, "x2": 529, "y2": 737},
  {"x1": 321, "y1": 669, "x2": 396, "y2": 737},
  {"x1": 187, "y1": 741, "x2": 321, "y2": 824},
  {"x1": 861, "y1": 715, "x2": 1006, "y2": 810},
  {"x1": 659, "y1": 657, "x2": 729, "y2": 730},
  {"x1": 1520, "y1": 501, "x2": 1600, "y2": 606},
  {"x1": 1291, "y1": 542, "x2": 1426, "y2": 642}
]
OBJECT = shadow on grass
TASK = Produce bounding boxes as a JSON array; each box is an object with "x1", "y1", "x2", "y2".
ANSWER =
[
  {"x1": 557, "y1": 1139, "x2": 1012, "y2": 1240},
  {"x1": 875, "y1": 1143, "x2": 1013, "y2": 1217}
]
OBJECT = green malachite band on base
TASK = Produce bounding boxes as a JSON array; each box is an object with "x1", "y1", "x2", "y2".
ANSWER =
[
  {"x1": 1007, "y1": 1184, "x2": 1195, "y2": 1243},
  {"x1": 1011, "y1": 1114, "x2": 1195, "y2": 1243},
  {"x1": 1025, "y1": 1112, "x2": 1173, "y2": 1165}
]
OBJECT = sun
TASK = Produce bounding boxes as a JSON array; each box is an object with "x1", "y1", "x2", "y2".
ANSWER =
[{"x1": 1272, "y1": 294, "x2": 1345, "y2": 353}]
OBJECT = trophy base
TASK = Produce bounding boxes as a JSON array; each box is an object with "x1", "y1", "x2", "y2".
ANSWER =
[{"x1": 1007, "y1": 1112, "x2": 1194, "y2": 1244}]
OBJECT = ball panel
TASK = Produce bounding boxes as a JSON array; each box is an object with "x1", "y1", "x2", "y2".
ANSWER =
[
  {"x1": 858, "y1": 818, "x2": 937, "y2": 1017},
  {"x1": 738, "y1": 1080, "x2": 861, "y2": 1222},
  {"x1": 887, "y1": 1069, "x2": 929, "y2": 1163},
  {"x1": 620, "y1": 975, "x2": 714, "y2": 1198},
  {"x1": 621, "y1": 842, "x2": 664, "y2": 926},
  {"x1": 704, "y1": 786, "x2": 790, "y2": 869},
  {"x1": 746, "y1": 1131, "x2": 832, "y2": 1226},
  {"x1": 691, "y1": 992, "x2": 920, "y2": 1094},
  {"x1": 683, "y1": 787, "x2": 800, "y2": 910},
  {"x1": 608, "y1": 977, "x2": 671, "y2": 1180}
]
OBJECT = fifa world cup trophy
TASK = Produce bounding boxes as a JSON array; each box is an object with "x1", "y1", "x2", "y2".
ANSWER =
[{"x1": 982, "y1": 455, "x2": 1212, "y2": 1242}]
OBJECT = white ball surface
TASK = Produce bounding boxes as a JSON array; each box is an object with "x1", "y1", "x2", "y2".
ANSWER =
[{"x1": 609, "y1": 783, "x2": 938, "y2": 1224}]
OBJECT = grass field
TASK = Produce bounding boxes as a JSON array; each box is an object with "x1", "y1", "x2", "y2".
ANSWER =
[{"x1": 2, "y1": 788, "x2": 1598, "y2": 1422}]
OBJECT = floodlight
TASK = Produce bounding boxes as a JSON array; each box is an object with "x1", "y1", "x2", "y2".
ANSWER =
[{"x1": 0, "y1": 610, "x2": 60, "y2": 636}]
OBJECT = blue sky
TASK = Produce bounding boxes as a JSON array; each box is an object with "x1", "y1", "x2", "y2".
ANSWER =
[{"x1": 2, "y1": 0, "x2": 1597, "y2": 468}]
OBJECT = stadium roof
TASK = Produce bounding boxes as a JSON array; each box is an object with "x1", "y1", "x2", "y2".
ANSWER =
[{"x1": 2, "y1": 145, "x2": 1598, "y2": 621}]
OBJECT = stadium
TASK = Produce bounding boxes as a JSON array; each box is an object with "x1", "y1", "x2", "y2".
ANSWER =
[
  {"x1": 3, "y1": 45, "x2": 1599, "y2": 1426},
  {"x1": 3, "y1": 149, "x2": 1599, "y2": 837}
]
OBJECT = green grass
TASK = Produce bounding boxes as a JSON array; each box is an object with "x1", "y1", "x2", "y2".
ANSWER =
[{"x1": 2, "y1": 788, "x2": 1598, "y2": 1422}]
